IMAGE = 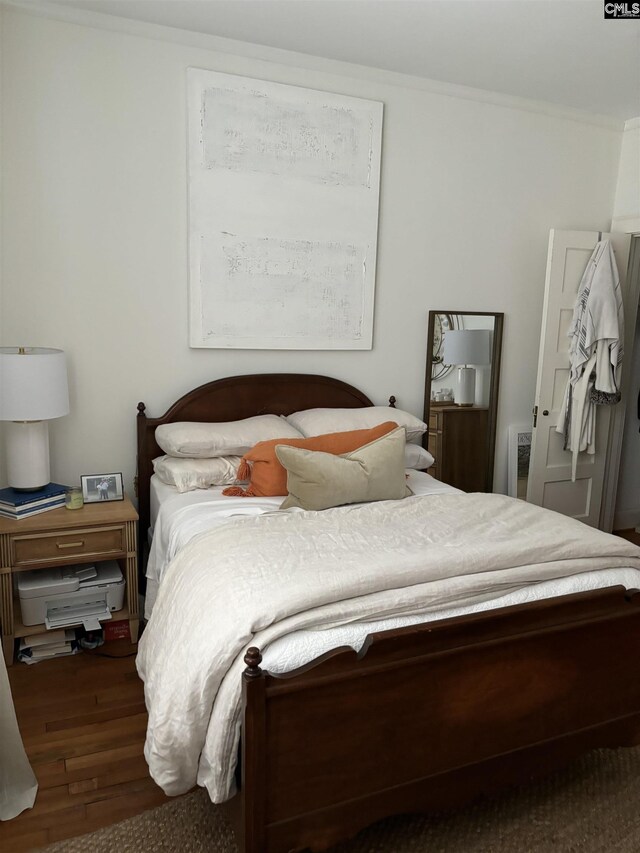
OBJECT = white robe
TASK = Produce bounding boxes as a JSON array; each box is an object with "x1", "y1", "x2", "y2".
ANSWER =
[{"x1": 556, "y1": 240, "x2": 623, "y2": 480}]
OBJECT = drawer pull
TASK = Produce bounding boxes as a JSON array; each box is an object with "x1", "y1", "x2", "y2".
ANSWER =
[{"x1": 56, "y1": 540, "x2": 85, "y2": 549}]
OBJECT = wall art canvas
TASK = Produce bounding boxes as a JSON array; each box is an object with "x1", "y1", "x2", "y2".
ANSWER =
[{"x1": 187, "y1": 68, "x2": 383, "y2": 349}]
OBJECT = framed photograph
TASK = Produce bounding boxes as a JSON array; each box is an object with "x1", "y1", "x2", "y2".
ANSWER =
[
  {"x1": 81, "y1": 472, "x2": 124, "y2": 504},
  {"x1": 508, "y1": 425, "x2": 532, "y2": 500}
]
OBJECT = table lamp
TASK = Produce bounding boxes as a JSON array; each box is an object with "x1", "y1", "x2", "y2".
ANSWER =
[
  {"x1": 442, "y1": 330, "x2": 491, "y2": 407},
  {"x1": 0, "y1": 347, "x2": 70, "y2": 490}
]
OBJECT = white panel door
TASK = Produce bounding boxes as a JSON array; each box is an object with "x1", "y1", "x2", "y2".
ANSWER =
[{"x1": 526, "y1": 230, "x2": 611, "y2": 526}]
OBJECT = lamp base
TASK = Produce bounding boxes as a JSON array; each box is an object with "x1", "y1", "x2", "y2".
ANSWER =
[
  {"x1": 5, "y1": 421, "x2": 51, "y2": 490},
  {"x1": 455, "y1": 367, "x2": 476, "y2": 407}
]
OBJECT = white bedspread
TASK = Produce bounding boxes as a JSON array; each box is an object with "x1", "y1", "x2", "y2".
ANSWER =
[
  {"x1": 145, "y1": 490, "x2": 282, "y2": 616},
  {"x1": 262, "y1": 567, "x2": 640, "y2": 673},
  {"x1": 144, "y1": 471, "x2": 459, "y2": 617},
  {"x1": 137, "y1": 492, "x2": 640, "y2": 802}
]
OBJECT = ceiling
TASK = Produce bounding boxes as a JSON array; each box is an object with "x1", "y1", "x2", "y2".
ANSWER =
[{"x1": 27, "y1": 0, "x2": 640, "y2": 120}]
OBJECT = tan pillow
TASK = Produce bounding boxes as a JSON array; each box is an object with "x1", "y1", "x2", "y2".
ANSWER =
[{"x1": 276, "y1": 426, "x2": 412, "y2": 511}]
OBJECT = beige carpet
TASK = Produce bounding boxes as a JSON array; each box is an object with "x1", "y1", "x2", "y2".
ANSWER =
[{"x1": 40, "y1": 747, "x2": 640, "y2": 853}]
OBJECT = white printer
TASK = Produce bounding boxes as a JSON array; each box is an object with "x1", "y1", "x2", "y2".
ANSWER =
[{"x1": 18, "y1": 561, "x2": 125, "y2": 630}]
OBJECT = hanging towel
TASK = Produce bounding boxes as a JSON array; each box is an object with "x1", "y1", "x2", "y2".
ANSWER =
[{"x1": 556, "y1": 240, "x2": 624, "y2": 481}]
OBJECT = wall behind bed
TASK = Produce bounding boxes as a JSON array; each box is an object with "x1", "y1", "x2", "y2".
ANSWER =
[{"x1": 0, "y1": 4, "x2": 624, "y2": 498}]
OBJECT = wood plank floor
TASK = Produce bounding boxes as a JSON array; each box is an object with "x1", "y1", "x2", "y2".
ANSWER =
[
  {"x1": 617, "y1": 528, "x2": 640, "y2": 547},
  {"x1": 2, "y1": 528, "x2": 639, "y2": 851},
  {"x1": 0, "y1": 642, "x2": 171, "y2": 852}
]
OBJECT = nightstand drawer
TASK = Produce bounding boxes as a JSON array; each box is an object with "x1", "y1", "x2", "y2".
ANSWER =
[{"x1": 12, "y1": 526, "x2": 125, "y2": 567}]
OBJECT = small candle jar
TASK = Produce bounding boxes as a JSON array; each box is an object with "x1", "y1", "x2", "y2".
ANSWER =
[{"x1": 65, "y1": 487, "x2": 84, "y2": 510}]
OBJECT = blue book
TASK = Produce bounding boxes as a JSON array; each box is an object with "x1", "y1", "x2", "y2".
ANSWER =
[
  {"x1": 0, "y1": 496, "x2": 66, "y2": 517},
  {"x1": 0, "y1": 503, "x2": 66, "y2": 520},
  {"x1": 0, "y1": 482, "x2": 69, "y2": 508}
]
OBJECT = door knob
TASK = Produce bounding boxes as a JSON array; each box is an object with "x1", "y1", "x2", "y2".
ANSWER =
[{"x1": 542, "y1": 410, "x2": 549, "y2": 416}]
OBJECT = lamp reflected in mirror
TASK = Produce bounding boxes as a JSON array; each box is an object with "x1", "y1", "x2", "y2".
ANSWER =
[
  {"x1": 443, "y1": 329, "x2": 491, "y2": 406},
  {"x1": 424, "y1": 312, "x2": 503, "y2": 492}
]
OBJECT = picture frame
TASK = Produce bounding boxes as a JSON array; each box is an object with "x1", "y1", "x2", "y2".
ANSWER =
[
  {"x1": 507, "y1": 425, "x2": 532, "y2": 500},
  {"x1": 80, "y1": 472, "x2": 124, "y2": 504},
  {"x1": 187, "y1": 68, "x2": 383, "y2": 350}
]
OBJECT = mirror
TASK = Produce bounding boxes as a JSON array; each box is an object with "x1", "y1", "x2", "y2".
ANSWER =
[{"x1": 423, "y1": 311, "x2": 504, "y2": 493}]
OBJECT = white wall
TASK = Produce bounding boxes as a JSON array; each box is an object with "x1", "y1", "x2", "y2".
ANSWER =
[
  {"x1": 612, "y1": 119, "x2": 640, "y2": 234},
  {"x1": 0, "y1": 7, "x2": 624, "y2": 499},
  {"x1": 0, "y1": 5, "x2": 5, "y2": 486},
  {"x1": 612, "y1": 120, "x2": 640, "y2": 529}
]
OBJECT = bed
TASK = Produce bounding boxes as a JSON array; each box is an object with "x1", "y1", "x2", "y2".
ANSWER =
[{"x1": 136, "y1": 372, "x2": 640, "y2": 853}]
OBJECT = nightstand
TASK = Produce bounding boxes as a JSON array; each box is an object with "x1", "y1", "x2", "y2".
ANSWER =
[
  {"x1": 0, "y1": 495, "x2": 138, "y2": 665},
  {"x1": 428, "y1": 406, "x2": 489, "y2": 492}
]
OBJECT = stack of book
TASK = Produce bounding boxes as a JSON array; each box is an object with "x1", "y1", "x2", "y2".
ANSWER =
[
  {"x1": 0, "y1": 482, "x2": 69, "y2": 519},
  {"x1": 18, "y1": 629, "x2": 77, "y2": 664}
]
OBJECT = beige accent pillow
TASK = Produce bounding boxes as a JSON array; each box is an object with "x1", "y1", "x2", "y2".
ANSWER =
[{"x1": 276, "y1": 426, "x2": 412, "y2": 511}]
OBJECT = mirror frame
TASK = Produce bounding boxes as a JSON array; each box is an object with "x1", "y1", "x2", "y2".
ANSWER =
[{"x1": 423, "y1": 310, "x2": 504, "y2": 492}]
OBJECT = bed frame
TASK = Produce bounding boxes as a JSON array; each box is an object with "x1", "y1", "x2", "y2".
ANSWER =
[{"x1": 136, "y1": 373, "x2": 640, "y2": 853}]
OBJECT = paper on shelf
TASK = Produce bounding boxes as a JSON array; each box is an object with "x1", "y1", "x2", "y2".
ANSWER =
[{"x1": 45, "y1": 599, "x2": 112, "y2": 630}]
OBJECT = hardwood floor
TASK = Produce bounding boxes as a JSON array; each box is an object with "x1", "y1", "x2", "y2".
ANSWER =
[
  {"x1": 0, "y1": 642, "x2": 171, "y2": 852},
  {"x1": 616, "y1": 528, "x2": 640, "y2": 547}
]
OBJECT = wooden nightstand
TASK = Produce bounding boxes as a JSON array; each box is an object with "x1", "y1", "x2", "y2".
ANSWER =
[
  {"x1": 0, "y1": 495, "x2": 138, "y2": 665},
  {"x1": 428, "y1": 406, "x2": 489, "y2": 492}
]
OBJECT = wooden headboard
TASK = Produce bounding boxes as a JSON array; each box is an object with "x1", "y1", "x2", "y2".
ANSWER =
[{"x1": 136, "y1": 373, "x2": 379, "y2": 558}]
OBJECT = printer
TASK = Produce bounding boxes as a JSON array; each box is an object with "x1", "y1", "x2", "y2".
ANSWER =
[{"x1": 18, "y1": 561, "x2": 125, "y2": 630}]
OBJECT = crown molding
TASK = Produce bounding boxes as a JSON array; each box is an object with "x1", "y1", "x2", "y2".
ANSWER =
[{"x1": 1, "y1": 0, "x2": 626, "y2": 132}]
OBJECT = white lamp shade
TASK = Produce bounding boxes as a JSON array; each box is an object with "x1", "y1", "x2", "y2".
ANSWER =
[
  {"x1": 443, "y1": 330, "x2": 491, "y2": 366},
  {"x1": 0, "y1": 348, "x2": 70, "y2": 420}
]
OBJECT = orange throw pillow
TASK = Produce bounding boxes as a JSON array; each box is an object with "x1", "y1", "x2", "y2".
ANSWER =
[{"x1": 222, "y1": 422, "x2": 398, "y2": 498}]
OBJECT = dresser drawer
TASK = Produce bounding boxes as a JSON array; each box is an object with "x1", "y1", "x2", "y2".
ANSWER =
[
  {"x1": 12, "y1": 526, "x2": 126, "y2": 568},
  {"x1": 427, "y1": 431, "x2": 441, "y2": 459}
]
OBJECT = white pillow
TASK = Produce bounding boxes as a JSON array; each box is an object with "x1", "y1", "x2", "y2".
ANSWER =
[
  {"x1": 155, "y1": 415, "x2": 303, "y2": 458},
  {"x1": 153, "y1": 456, "x2": 245, "y2": 492},
  {"x1": 286, "y1": 407, "x2": 427, "y2": 445},
  {"x1": 404, "y1": 444, "x2": 434, "y2": 470}
]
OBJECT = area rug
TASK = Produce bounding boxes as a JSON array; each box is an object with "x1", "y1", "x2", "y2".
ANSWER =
[{"x1": 40, "y1": 747, "x2": 640, "y2": 852}]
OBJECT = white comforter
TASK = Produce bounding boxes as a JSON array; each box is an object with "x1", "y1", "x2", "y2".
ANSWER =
[
  {"x1": 137, "y1": 492, "x2": 640, "y2": 801},
  {"x1": 144, "y1": 470, "x2": 459, "y2": 617}
]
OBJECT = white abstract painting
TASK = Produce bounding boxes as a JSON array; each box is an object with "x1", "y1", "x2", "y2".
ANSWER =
[{"x1": 188, "y1": 69, "x2": 383, "y2": 349}]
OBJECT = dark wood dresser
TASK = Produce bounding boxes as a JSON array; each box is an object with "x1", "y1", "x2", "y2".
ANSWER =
[{"x1": 427, "y1": 406, "x2": 489, "y2": 492}]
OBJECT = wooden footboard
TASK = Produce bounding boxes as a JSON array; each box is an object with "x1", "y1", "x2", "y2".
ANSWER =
[{"x1": 236, "y1": 587, "x2": 640, "y2": 853}]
